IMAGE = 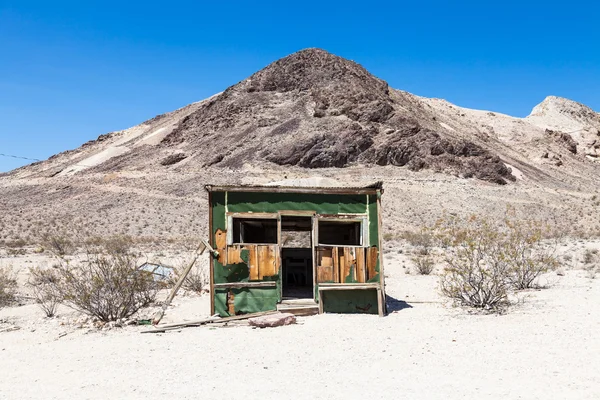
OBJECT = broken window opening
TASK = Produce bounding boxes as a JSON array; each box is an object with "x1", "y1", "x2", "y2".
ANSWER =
[
  {"x1": 281, "y1": 215, "x2": 312, "y2": 248},
  {"x1": 232, "y1": 218, "x2": 277, "y2": 244},
  {"x1": 318, "y1": 220, "x2": 363, "y2": 246}
]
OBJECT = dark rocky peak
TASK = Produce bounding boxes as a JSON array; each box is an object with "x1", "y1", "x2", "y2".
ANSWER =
[{"x1": 239, "y1": 48, "x2": 389, "y2": 94}]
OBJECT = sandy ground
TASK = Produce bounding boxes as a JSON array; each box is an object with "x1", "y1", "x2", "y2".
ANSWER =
[{"x1": 1, "y1": 245, "x2": 600, "y2": 400}]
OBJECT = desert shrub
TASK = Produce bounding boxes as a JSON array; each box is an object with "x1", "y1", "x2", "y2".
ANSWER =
[
  {"x1": 171, "y1": 261, "x2": 208, "y2": 294},
  {"x1": 56, "y1": 253, "x2": 157, "y2": 322},
  {"x1": 85, "y1": 235, "x2": 134, "y2": 256},
  {"x1": 0, "y1": 266, "x2": 17, "y2": 307},
  {"x1": 435, "y1": 212, "x2": 559, "y2": 311},
  {"x1": 413, "y1": 256, "x2": 435, "y2": 275},
  {"x1": 28, "y1": 267, "x2": 62, "y2": 317},
  {"x1": 437, "y1": 216, "x2": 512, "y2": 311},
  {"x1": 503, "y1": 219, "x2": 560, "y2": 290},
  {"x1": 42, "y1": 234, "x2": 74, "y2": 256},
  {"x1": 583, "y1": 249, "x2": 599, "y2": 278},
  {"x1": 583, "y1": 248, "x2": 599, "y2": 265},
  {"x1": 401, "y1": 231, "x2": 433, "y2": 248}
]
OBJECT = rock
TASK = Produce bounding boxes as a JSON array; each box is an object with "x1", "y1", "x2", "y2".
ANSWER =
[{"x1": 248, "y1": 313, "x2": 296, "y2": 328}]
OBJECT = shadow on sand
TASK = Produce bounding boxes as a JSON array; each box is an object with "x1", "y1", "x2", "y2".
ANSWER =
[{"x1": 386, "y1": 294, "x2": 413, "y2": 313}]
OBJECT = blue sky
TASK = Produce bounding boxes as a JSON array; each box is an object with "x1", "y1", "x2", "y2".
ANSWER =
[{"x1": 1, "y1": 0, "x2": 599, "y2": 172}]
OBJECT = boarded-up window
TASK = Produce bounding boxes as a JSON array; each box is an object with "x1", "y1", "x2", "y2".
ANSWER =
[{"x1": 316, "y1": 246, "x2": 375, "y2": 283}]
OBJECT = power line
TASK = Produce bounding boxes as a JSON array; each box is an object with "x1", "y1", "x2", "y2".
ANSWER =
[
  {"x1": 0, "y1": 153, "x2": 42, "y2": 162},
  {"x1": 0, "y1": 152, "x2": 95, "y2": 169}
]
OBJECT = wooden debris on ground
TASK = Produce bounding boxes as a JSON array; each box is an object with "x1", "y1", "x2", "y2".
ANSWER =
[{"x1": 142, "y1": 310, "x2": 280, "y2": 333}]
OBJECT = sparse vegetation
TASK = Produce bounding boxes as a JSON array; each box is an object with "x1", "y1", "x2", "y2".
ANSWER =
[
  {"x1": 435, "y1": 212, "x2": 559, "y2": 312},
  {"x1": 28, "y1": 267, "x2": 62, "y2": 317},
  {"x1": 55, "y1": 252, "x2": 157, "y2": 322},
  {"x1": 42, "y1": 233, "x2": 74, "y2": 256},
  {"x1": 413, "y1": 256, "x2": 435, "y2": 275},
  {"x1": 0, "y1": 266, "x2": 17, "y2": 307},
  {"x1": 171, "y1": 260, "x2": 208, "y2": 294}
]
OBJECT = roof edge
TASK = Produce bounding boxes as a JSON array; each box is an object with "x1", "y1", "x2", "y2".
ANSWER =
[{"x1": 204, "y1": 181, "x2": 383, "y2": 195}]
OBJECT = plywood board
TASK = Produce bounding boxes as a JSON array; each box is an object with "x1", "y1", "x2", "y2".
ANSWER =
[
  {"x1": 321, "y1": 256, "x2": 332, "y2": 267},
  {"x1": 355, "y1": 247, "x2": 366, "y2": 283},
  {"x1": 317, "y1": 265, "x2": 333, "y2": 283},
  {"x1": 258, "y1": 245, "x2": 277, "y2": 279},
  {"x1": 246, "y1": 245, "x2": 259, "y2": 280},
  {"x1": 215, "y1": 229, "x2": 227, "y2": 264},
  {"x1": 227, "y1": 246, "x2": 243, "y2": 264},
  {"x1": 332, "y1": 247, "x2": 339, "y2": 283},
  {"x1": 367, "y1": 246, "x2": 378, "y2": 280}
]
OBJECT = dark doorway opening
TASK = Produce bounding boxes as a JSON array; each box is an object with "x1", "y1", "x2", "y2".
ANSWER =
[{"x1": 281, "y1": 216, "x2": 313, "y2": 299}]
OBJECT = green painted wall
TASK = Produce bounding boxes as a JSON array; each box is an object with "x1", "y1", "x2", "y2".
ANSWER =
[
  {"x1": 321, "y1": 289, "x2": 379, "y2": 314},
  {"x1": 214, "y1": 287, "x2": 280, "y2": 317},
  {"x1": 227, "y1": 192, "x2": 368, "y2": 214}
]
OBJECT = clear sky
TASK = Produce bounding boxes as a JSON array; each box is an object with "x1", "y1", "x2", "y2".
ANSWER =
[{"x1": 1, "y1": 0, "x2": 599, "y2": 172}]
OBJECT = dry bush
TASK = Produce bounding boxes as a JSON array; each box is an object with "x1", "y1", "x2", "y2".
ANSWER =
[
  {"x1": 85, "y1": 235, "x2": 134, "y2": 256},
  {"x1": 413, "y1": 256, "x2": 435, "y2": 275},
  {"x1": 437, "y1": 216, "x2": 512, "y2": 311},
  {"x1": 171, "y1": 261, "x2": 208, "y2": 294},
  {"x1": 583, "y1": 249, "x2": 599, "y2": 279},
  {"x1": 42, "y1": 234, "x2": 74, "y2": 256},
  {"x1": 0, "y1": 266, "x2": 17, "y2": 307},
  {"x1": 435, "y1": 212, "x2": 559, "y2": 312},
  {"x1": 56, "y1": 252, "x2": 158, "y2": 322},
  {"x1": 28, "y1": 267, "x2": 62, "y2": 317},
  {"x1": 503, "y1": 219, "x2": 560, "y2": 290},
  {"x1": 401, "y1": 230, "x2": 433, "y2": 248}
]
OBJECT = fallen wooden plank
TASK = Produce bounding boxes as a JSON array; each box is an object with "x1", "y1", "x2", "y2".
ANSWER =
[
  {"x1": 142, "y1": 310, "x2": 279, "y2": 333},
  {"x1": 213, "y1": 281, "x2": 277, "y2": 289}
]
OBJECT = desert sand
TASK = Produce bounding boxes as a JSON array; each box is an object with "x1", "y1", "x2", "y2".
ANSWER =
[{"x1": 1, "y1": 241, "x2": 600, "y2": 400}]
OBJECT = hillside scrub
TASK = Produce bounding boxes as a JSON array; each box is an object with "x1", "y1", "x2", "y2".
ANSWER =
[
  {"x1": 435, "y1": 212, "x2": 559, "y2": 312},
  {"x1": 28, "y1": 267, "x2": 62, "y2": 317},
  {"x1": 0, "y1": 266, "x2": 17, "y2": 307}
]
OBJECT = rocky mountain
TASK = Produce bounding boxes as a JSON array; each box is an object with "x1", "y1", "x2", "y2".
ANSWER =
[{"x1": 1, "y1": 48, "x2": 599, "y2": 244}]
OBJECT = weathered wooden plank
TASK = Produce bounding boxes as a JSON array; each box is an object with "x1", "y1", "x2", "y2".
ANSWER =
[
  {"x1": 317, "y1": 265, "x2": 333, "y2": 282},
  {"x1": 143, "y1": 311, "x2": 280, "y2": 333},
  {"x1": 366, "y1": 246, "x2": 378, "y2": 280},
  {"x1": 340, "y1": 247, "x2": 353, "y2": 282},
  {"x1": 213, "y1": 281, "x2": 277, "y2": 289},
  {"x1": 247, "y1": 245, "x2": 259, "y2": 280},
  {"x1": 227, "y1": 290, "x2": 235, "y2": 315},
  {"x1": 355, "y1": 247, "x2": 366, "y2": 283},
  {"x1": 215, "y1": 228, "x2": 227, "y2": 264},
  {"x1": 318, "y1": 283, "x2": 380, "y2": 291},
  {"x1": 258, "y1": 245, "x2": 277, "y2": 279},
  {"x1": 227, "y1": 246, "x2": 243, "y2": 264},
  {"x1": 273, "y1": 245, "x2": 281, "y2": 275},
  {"x1": 332, "y1": 247, "x2": 339, "y2": 283}
]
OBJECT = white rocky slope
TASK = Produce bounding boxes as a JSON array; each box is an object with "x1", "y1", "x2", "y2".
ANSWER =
[{"x1": 1, "y1": 50, "x2": 599, "y2": 243}]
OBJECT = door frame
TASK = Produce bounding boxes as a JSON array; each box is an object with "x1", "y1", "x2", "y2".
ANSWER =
[{"x1": 278, "y1": 211, "x2": 317, "y2": 300}]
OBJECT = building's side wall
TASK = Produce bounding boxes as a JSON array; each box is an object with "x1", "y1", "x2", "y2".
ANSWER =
[{"x1": 209, "y1": 190, "x2": 382, "y2": 316}]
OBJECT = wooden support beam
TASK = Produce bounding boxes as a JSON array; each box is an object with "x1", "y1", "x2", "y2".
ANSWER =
[{"x1": 213, "y1": 281, "x2": 277, "y2": 289}]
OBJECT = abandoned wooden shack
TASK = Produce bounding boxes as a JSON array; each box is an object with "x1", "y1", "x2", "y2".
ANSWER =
[{"x1": 205, "y1": 181, "x2": 386, "y2": 317}]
